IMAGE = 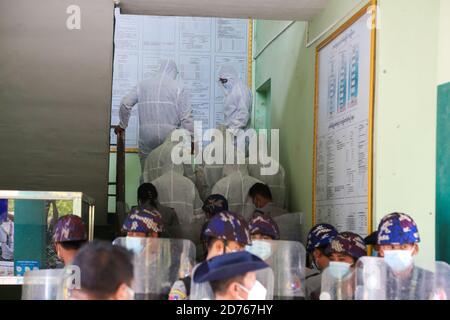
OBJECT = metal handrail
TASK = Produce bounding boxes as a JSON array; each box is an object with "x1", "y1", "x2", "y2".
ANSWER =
[{"x1": 115, "y1": 128, "x2": 126, "y2": 237}]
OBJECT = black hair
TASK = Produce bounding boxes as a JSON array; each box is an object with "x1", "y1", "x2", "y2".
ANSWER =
[
  {"x1": 72, "y1": 240, "x2": 134, "y2": 299},
  {"x1": 137, "y1": 183, "x2": 158, "y2": 209},
  {"x1": 201, "y1": 236, "x2": 228, "y2": 260},
  {"x1": 364, "y1": 231, "x2": 378, "y2": 246},
  {"x1": 201, "y1": 236, "x2": 217, "y2": 256},
  {"x1": 59, "y1": 240, "x2": 87, "y2": 251},
  {"x1": 248, "y1": 183, "x2": 272, "y2": 200},
  {"x1": 210, "y1": 274, "x2": 245, "y2": 296},
  {"x1": 306, "y1": 245, "x2": 327, "y2": 268}
]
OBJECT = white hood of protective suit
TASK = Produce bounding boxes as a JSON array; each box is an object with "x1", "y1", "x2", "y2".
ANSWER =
[
  {"x1": 211, "y1": 171, "x2": 262, "y2": 220},
  {"x1": 218, "y1": 65, "x2": 239, "y2": 95},
  {"x1": 217, "y1": 65, "x2": 252, "y2": 131},
  {"x1": 222, "y1": 164, "x2": 249, "y2": 177},
  {"x1": 159, "y1": 59, "x2": 178, "y2": 80},
  {"x1": 151, "y1": 170, "x2": 204, "y2": 225}
]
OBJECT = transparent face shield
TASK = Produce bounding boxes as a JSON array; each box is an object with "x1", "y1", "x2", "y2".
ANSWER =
[
  {"x1": 320, "y1": 262, "x2": 356, "y2": 300},
  {"x1": 355, "y1": 257, "x2": 388, "y2": 300},
  {"x1": 165, "y1": 217, "x2": 205, "y2": 261},
  {"x1": 112, "y1": 237, "x2": 196, "y2": 300},
  {"x1": 272, "y1": 213, "x2": 303, "y2": 242},
  {"x1": 22, "y1": 267, "x2": 79, "y2": 300},
  {"x1": 428, "y1": 261, "x2": 450, "y2": 300},
  {"x1": 245, "y1": 240, "x2": 306, "y2": 300},
  {"x1": 355, "y1": 257, "x2": 450, "y2": 300}
]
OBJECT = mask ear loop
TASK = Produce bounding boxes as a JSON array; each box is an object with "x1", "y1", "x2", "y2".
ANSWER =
[
  {"x1": 236, "y1": 282, "x2": 250, "y2": 300},
  {"x1": 222, "y1": 239, "x2": 228, "y2": 255}
]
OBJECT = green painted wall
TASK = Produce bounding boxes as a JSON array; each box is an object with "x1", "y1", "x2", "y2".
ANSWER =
[
  {"x1": 108, "y1": 153, "x2": 141, "y2": 213},
  {"x1": 253, "y1": 0, "x2": 366, "y2": 242},
  {"x1": 373, "y1": 0, "x2": 440, "y2": 265},
  {"x1": 254, "y1": 0, "x2": 442, "y2": 264}
]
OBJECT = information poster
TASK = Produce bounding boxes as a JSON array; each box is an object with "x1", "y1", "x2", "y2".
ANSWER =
[
  {"x1": 314, "y1": 6, "x2": 375, "y2": 237},
  {"x1": 110, "y1": 9, "x2": 250, "y2": 150}
]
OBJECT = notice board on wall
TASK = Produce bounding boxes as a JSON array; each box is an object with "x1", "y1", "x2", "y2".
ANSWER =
[
  {"x1": 313, "y1": 3, "x2": 377, "y2": 237},
  {"x1": 110, "y1": 8, "x2": 252, "y2": 151}
]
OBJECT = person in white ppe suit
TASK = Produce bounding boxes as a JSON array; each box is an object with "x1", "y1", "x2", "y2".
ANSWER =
[
  {"x1": 151, "y1": 160, "x2": 205, "y2": 259},
  {"x1": 218, "y1": 65, "x2": 252, "y2": 151},
  {"x1": 143, "y1": 131, "x2": 199, "y2": 191},
  {"x1": 151, "y1": 161, "x2": 204, "y2": 226},
  {"x1": 194, "y1": 126, "x2": 228, "y2": 201},
  {"x1": 142, "y1": 134, "x2": 180, "y2": 183},
  {"x1": 115, "y1": 59, "x2": 194, "y2": 171},
  {"x1": 211, "y1": 164, "x2": 263, "y2": 221}
]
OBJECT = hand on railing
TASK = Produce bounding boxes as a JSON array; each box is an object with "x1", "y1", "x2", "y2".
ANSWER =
[{"x1": 114, "y1": 125, "x2": 125, "y2": 136}]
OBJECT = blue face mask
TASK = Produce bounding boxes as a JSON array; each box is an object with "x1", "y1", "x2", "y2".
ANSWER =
[
  {"x1": 328, "y1": 261, "x2": 352, "y2": 279},
  {"x1": 383, "y1": 249, "x2": 414, "y2": 273},
  {"x1": 125, "y1": 237, "x2": 144, "y2": 255},
  {"x1": 246, "y1": 241, "x2": 272, "y2": 261}
]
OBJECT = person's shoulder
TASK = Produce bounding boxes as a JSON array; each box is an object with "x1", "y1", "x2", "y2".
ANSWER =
[
  {"x1": 413, "y1": 265, "x2": 435, "y2": 279},
  {"x1": 212, "y1": 175, "x2": 230, "y2": 188},
  {"x1": 305, "y1": 267, "x2": 321, "y2": 279},
  {"x1": 160, "y1": 76, "x2": 179, "y2": 88},
  {"x1": 139, "y1": 77, "x2": 157, "y2": 87},
  {"x1": 268, "y1": 203, "x2": 288, "y2": 215}
]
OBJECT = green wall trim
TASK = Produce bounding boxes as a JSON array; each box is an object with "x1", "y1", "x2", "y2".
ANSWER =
[{"x1": 436, "y1": 81, "x2": 450, "y2": 263}]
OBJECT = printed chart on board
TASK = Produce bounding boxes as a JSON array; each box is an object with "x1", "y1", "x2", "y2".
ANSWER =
[
  {"x1": 315, "y1": 12, "x2": 373, "y2": 237},
  {"x1": 110, "y1": 9, "x2": 250, "y2": 150}
]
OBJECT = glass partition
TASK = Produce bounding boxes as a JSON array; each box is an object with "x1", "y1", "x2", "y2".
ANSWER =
[{"x1": 0, "y1": 191, "x2": 95, "y2": 284}]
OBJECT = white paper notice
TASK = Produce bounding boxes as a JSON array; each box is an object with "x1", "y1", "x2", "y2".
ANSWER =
[
  {"x1": 110, "y1": 11, "x2": 249, "y2": 150},
  {"x1": 114, "y1": 14, "x2": 140, "y2": 51},
  {"x1": 142, "y1": 16, "x2": 177, "y2": 52},
  {"x1": 179, "y1": 55, "x2": 211, "y2": 101},
  {"x1": 113, "y1": 51, "x2": 139, "y2": 82},
  {"x1": 216, "y1": 19, "x2": 247, "y2": 54},
  {"x1": 179, "y1": 17, "x2": 212, "y2": 52},
  {"x1": 315, "y1": 12, "x2": 373, "y2": 237}
]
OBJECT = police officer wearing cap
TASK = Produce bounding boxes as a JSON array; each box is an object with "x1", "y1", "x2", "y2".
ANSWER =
[
  {"x1": 304, "y1": 223, "x2": 338, "y2": 300},
  {"x1": 248, "y1": 215, "x2": 280, "y2": 241},
  {"x1": 168, "y1": 210, "x2": 251, "y2": 300},
  {"x1": 193, "y1": 251, "x2": 270, "y2": 300},
  {"x1": 377, "y1": 212, "x2": 433, "y2": 300},
  {"x1": 122, "y1": 207, "x2": 164, "y2": 238},
  {"x1": 53, "y1": 215, "x2": 87, "y2": 266}
]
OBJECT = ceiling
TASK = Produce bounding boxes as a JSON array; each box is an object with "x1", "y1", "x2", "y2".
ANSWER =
[{"x1": 116, "y1": 0, "x2": 330, "y2": 21}]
